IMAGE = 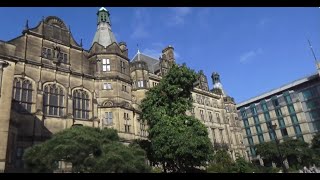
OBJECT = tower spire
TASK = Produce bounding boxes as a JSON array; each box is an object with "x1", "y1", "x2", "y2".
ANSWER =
[
  {"x1": 137, "y1": 44, "x2": 141, "y2": 61},
  {"x1": 91, "y1": 7, "x2": 117, "y2": 48}
]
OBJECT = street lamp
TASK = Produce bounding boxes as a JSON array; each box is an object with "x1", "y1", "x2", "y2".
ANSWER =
[{"x1": 269, "y1": 123, "x2": 288, "y2": 173}]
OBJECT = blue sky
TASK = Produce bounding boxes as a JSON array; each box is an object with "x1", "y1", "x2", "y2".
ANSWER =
[{"x1": 0, "y1": 7, "x2": 319, "y2": 103}]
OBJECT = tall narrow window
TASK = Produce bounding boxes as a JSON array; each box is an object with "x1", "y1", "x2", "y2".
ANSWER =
[
  {"x1": 124, "y1": 112, "x2": 130, "y2": 133},
  {"x1": 43, "y1": 84, "x2": 64, "y2": 116},
  {"x1": 42, "y1": 47, "x2": 47, "y2": 58},
  {"x1": 200, "y1": 109, "x2": 204, "y2": 120},
  {"x1": 73, "y1": 89, "x2": 90, "y2": 119},
  {"x1": 121, "y1": 61, "x2": 126, "y2": 73},
  {"x1": 208, "y1": 111, "x2": 213, "y2": 121},
  {"x1": 47, "y1": 49, "x2": 51, "y2": 59},
  {"x1": 122, "y1": 85, "x2": 127, "y2": 92},
  {"x1": 12, "y1": 78, "x2": 33, "y2": 112},
  {"x1": 216, "y1": 113, "x2": 221, "y2": 123},
  {"x1": 63, "y1": 54, "x2": 68, "y2": 63},
  {"x1": 102, "y1": 59, "x2": 110, "y2": 72}
]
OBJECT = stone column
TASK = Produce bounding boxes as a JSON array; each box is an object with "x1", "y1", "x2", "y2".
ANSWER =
[{"x1": 0, "y1": 61, "x2": 15, "y2": 172}]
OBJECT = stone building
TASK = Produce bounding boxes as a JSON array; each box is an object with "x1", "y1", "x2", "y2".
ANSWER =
[
  {"x1": 237, "y1": 62, "x2": 320, "y2": 166},
  {"x1": 0, "y1": 7, "x2": 246, "y2": 172}
]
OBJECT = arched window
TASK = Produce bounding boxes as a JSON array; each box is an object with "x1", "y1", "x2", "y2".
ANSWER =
[
  {"x1": 43, "y1": 84, "x2": 64, "y2": 116},
  {"x1": 73, "y1": 89, "x2": 90, "y2": 119},
  {"x1": 12, "y1": 78, "x2": 33, "y2": 112}
]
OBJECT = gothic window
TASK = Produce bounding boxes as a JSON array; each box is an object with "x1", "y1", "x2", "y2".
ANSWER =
[
  {"x1": 102, "y1": 59, "x2": 110, "y2": 72},
  {"x1": 12, "y1": 78, "x2": 33, "y2": 112},
  {"x1": 43, "y1": 84, "x2": 65, "y2": 116},
  {"x1": 73, "y1": 89, "x2": 90, "y2": 119}
]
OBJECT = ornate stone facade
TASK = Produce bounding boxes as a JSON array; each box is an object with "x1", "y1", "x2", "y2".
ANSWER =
[{"x1": 0, "y1": 8, "x2": 246, "y2": 172}]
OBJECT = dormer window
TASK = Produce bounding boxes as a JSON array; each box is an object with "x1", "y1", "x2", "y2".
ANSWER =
[{"x1": 102, "y1": 59, "x2": 110, "y2": 72}]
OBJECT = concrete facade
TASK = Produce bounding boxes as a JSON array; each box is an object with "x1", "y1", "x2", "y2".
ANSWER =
[
  {"x1": 237, "y1": 68, "x2": 320, "y2": 166},
  {"x1": 0, "y1": 8, "x2": 246, "y2": 172}
]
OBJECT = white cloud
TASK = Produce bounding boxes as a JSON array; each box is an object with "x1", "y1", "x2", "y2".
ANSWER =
[
  {"x1": 130, "y1": 9, "x2": 150, "y2": 39},
  {"x1": 167, "y1": 7, "x2": 192, "y2": 26},
  {"x1": 240, "y1": 48, "x2": 263, "y2": 64}
]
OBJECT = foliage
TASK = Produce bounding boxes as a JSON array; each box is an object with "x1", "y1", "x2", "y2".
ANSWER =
[
  {"x1": 23, "y1": 126, "x2": 150, "y2": 173},
  {"x1": 233, "y1": 157, "x2": 255, "y2": 173},
  {"x1": 140, "y1": 64, "x2": 213, "y2": 172},
  {"x1": 256, "y1": 141, "x2": 279, "y2": 163},
  {"x1": 207, "y1": 150, "x2": 234, "y2": 173},
  {"x1": 256, "y1": 138, "x2": 316, "y2": 169},
  {"x1": 311, "y1": 133, "x2": 320, "y2": 155}
]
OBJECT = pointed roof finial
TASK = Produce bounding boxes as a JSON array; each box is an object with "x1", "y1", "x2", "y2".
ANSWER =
[
  {"x1": 42, "y1": 16, "x2": 45, "y2": 22},
  {"x1": 69, "y1": 25, "x2": 71, "y2": 32},
  {"x1": 99, "y1": 7, "x2": 108, "y2": 12},
  {"x1": 137, "y1": 44, "x2": 141, "y2": 61},
  {"x1": 25, "y1": 19, "x2": 29, "y2": 30},
  {"x1": 80, "y1": 38, "x2": 83, "y2": 47}
]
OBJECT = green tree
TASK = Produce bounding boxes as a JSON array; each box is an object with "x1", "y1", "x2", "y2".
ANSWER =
[
  {"x1": 256, "y1": 138, "x2": 315, "y2": 170},
  {"x1": 23, "y1": 126, "x2": 150, "y2": 173},
  {"x1": 310, "y1": 133, "x2": 320, "y2": 166},
  {"x1": 207, "y1": 150, "x2": 234, "y2": 173},
  {"x1": 311, "y1": 133, "x2": 320, "y2": 153},
  {"x1": 256, "y1": 141, "x2": 279, "y2": 164},
  {"x1": 140, "y1": 64, "x2": 213, "y2": 173},
  {"x1": 233, "y1": 157, "x2": 255, "y2": 173}
]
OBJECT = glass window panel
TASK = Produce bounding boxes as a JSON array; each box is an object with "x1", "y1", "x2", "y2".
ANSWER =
[
  {"x1": 82, "y1": 111, "x2": 85, "y2": 119},
  {"x1": 294, "y1": 125, "x2": 302, "y2": 134},
  {"x1": 258, "y1": 134, "x2": 264, "y2": 143},
  {"x1": 102, "y1": 65, "x2": 107, "y2": 71},
  {"x1": 49, "y1": 106, "x2": 53, "y2": 115},
  {"x1": 54, "y1": 107, "x2": 58, "y2": 115},
  {"x1": 15, "y1": 88, "x2": 21, "y2": 101},
  {"x1": 85, "y1": 99, "x2": 89, "y2": 110},
  {"x1": 279, "y1": 118, "x2": 285, "y2": 127},
  {"x1": 59, "y1": 107, "x2": 63, "y2": 116},
  {"x1": 22, "y1": 89, "x2": 27, "y2": 102},
  {"x1": 291, "y1": 115, "x2": 299, "y2": 124},
  {"x1": 102, "y1": 59, "x2": 106, "y2": 64},
  {"x1": 106, "y1": 65, "x2": 110, "y2": 71},
  {"x1": 27, "y1": 90, "x2": 32, "y2": 102}
]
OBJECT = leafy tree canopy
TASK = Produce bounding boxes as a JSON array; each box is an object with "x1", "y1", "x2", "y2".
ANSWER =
[
  {"x1": 23, "y1": 126, "x2": 150, "y2": 173},
  {"x1": 140, "y1": 64, "x2": 213, "y2": 172}
]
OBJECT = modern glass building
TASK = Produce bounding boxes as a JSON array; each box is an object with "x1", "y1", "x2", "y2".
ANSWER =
[{"x1": 237, "y1": 69, "x2": 320, "y2": 165}]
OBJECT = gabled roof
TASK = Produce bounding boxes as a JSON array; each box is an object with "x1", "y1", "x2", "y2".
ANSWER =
[{"x1": 132, "y1": 52, "x2": 160, "y2": 73}]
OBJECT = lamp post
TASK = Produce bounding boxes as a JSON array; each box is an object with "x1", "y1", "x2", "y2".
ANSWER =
[{"x1": 270, "y1": 123, "x2": 288, "y2": 173}]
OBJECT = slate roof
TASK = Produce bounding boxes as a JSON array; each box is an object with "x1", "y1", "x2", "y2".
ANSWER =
[{"x1": 132, "y1": 52, "x2": 160, "y2": 74}]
